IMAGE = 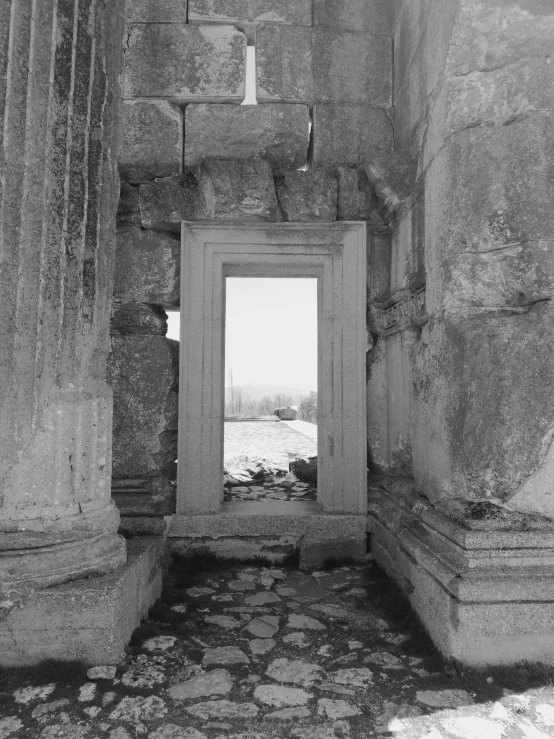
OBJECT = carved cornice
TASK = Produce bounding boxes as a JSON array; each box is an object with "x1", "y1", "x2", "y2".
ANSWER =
[{"x1": 369, "y1": 279, "x2": 427, "y2": 337}]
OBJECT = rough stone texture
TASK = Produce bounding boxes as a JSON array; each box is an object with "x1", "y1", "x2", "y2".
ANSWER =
[
  {"x1": 139, "y1": 175, "x2": 203, "y2": 232},
  {"x1": 184, "y1": 104, "x2": 310, "y2": 170},
  {"x1": 0, "y1": 0, "x2": 126, "y2": 603},
  {"x1": 123, "y1": 25, "x2": 246, "y2": 102},
  {"x1": 188, "y1": 0, "x2": 312, "y2": 25},
  {"x1": 117, "y1": 182, "x2": 141, "y2": 227},
  {"x1": 313, "y1": 105, "x2": 393, "y2": 167},
  {"x1": 276, "y1": 170, "x2": 338, "y2": 222},
  {"x1": 119, "y1": 100, "x2": 182, "y2": 184},
  {"x1": 114, "y1": 228, "x2": 180, "y2": 307},
  {"x1": 313, "y1": 0, "x2": 395, "y2": 34},
  {"x1": 108, "y1": 336, "x2": 179, "y2": 481},
  {"x1": 111, "y1": 303, "x2": 168, "y2": 336},
  {"x1": 167, "y1": 670, "x2": 234, "y2": 700},
  {"x1": 125, "y1": 0, "x2": 188, "y2": 22},
  {"x1": 337, "y1": 168, "x2": 378, "y2": 221},
  {"x1": 256, "y1": 25, "x2": 392, "y2": 106}
]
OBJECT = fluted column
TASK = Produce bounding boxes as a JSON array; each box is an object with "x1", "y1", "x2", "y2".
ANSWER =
[{"x1": 0, "y1": 0, "x2": 127, "y2": 602}]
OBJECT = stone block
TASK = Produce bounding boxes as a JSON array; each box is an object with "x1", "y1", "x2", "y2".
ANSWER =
[
  {"x1": 117, "y1": 181, "x2": 141, "y2": 227},
  {"x1": 275, "y1": 170, "x2": 337, "y2": 222},
  {"x1": 0, "y1": 538, "x2": 163, "y2": 667},
  {"x1": 337, "y1": 167, "x2": 378, "y2": 221},
  {"x1": 123, "y1": 24, "x2": 246, "y2": 102},
  {"x1": 184, "y1": 104, "x2": 310, "y2": 170},
  {"x1": 114, "y1": 228, "x2": 180, "y2": 307},
  {"x1": 412, "y1": 309, "x2": 554, "y2": 508},
  {"x1": 201, "y1": 158, "x2": 282, "y2": 220},
  {"x1": 313, "y1": 105, "x2": 393, "y2": 167},
  {"x1": 139, "y1": 174, "x2": 208, "y2": 232},
  {"x1": 108, "y1": 336, "x2": 179, "y2": 481},
  {"x1": 111, "y1": 303, "x2": 168, "y2": 336},
  {"x1": 257, "y1": 25, "x2": 392, "y2": 105},
  {"x1": 188, "y1": 0, "x2": 311, "y2": 25},
  {"x1": 125, "y1": 0, "x2": 188, "y2": 22},
  {"x1": 313, "y1": 0, "x2": 394, "y2": 34},
  {"x1": 119, "y1": 100, "x2": 182, "y2": 184},
  {"x1": 112, "y1": 477, "x2": 176, "y2": 517}
]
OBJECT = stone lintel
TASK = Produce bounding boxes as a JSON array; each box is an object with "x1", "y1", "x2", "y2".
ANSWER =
[
  {"x1": 369, "y1": 488, "x2": 554, "y2": 665},
  {"x1": 188, "y1": 0, "x2": 312, "y2": 25},
  {"x1": 0, "y1": 538, "x2": 163, "y2": 667}
]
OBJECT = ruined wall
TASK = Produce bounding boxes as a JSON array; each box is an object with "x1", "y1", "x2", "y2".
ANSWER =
[{"x1": 112, "y1": 0, "x2": 394, "y2": 530}]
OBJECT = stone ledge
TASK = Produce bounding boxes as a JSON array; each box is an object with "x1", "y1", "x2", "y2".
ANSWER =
[
  {"x1": 0, "y1": 537, "x2": 163, "y2": 667},
  {"x1": 368, "y1": 484, "x2": 554, "y2": 666}
]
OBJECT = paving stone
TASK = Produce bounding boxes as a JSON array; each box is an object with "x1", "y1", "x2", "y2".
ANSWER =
[
  {"x1": 123, "y1": 25, "x2": 246, "y2": 102},
  {"x1": 253, "y1": 685, "x2": 312, "y2": 707},
  {"x1": 188, "y1": 0, "x2": 311, "y2": 24},
  {"x1": 283, "y1": 632, "x2": 310, "y2": 648},
  {"x1": 265, "y1": 706, "x2": 312, "y2": 720},
  {"x1": 242, "y1": 615, "x2": 280, "y2": 638},
  {"x1": 348, "y1": 641, "x2": 363, "y2": 650},
  {"x1": 149, "y1": 726, "x2": 207, "y2": 739},
  {"x1": 31, "y1": 699, "x2": 70, "y2": 718},
  {"x1": 171, "y1": 605, "x2": 188, "y2": 614},
  {"x1": 109, "y1": 695, "x2": 168, "y2": 722},
  {"x1": 13, "y1": 684, "x2": 56, "y2": 704},
  {"x1": 266, "y1": 658, "x2": 322, "y2": 687},
  {"x1": 213, "y1": 594, "x2": 234, "y2": 602},
  {"x1": 276, "y1": 170, "x2": 338, "y2": 223},
  {"x1": 205, "y1": 615, "x2": 244, "y2": 629},
  {"x1": 0, "y1": 718, "x2": 23, "y2": 739},
  {"x1": 441, "y1": 717, "x2": 505, "y2": 739},
  {"x1": 310, "y1": 604, "x2": 349, "y2": 619},
  {"x1": 327, "y1": 667, "x2": 373, "y2": 688},
  {"x1": 143, "y1": 636, "x2": 177, "y2": 652},
  {"x1": 318, "y1": 683, "x2": 356, "y2": 697},
  {"x1": 277, "y1": 586, "x2": 298, "y2": 597},
  {"x1": 249, "y1": 638, "x2": 277, "y2": 655},
  {"x1": 245, "y1": 592, "x2": 281, "y2": 606},
  {"x1": 86, "y1": 665, "x2": 117, "y2": 680},
  {"x1": 363, "y1": 651, "x2": 403, "y2": 669},
  {"x1": 416, "y1": 689, "x2": 475, "y2": 709},
  {"x1": 121, "y1": 663, "x2": 166, "y2": 689},
  {"x1": 187, "y1": 588, "x2": 216, "y2": 598},
  {"x1": 287, "y1": 614, "x2": 326, "y2": 631},
  {"x1": 168, "y1": 670, "x2": 234, "y2": 700},
  {"x1": 317, "y1": 698, "x2": 361, "y2": 719},
  {"x1": 185, "y1": 701, "x2": 259, "y2": 720},
  {"x1": 202, "y1": 647, "x2": 250, "y2": 666},
  {"x1": 185, "y1": 104, "x2": 309, "y2": 170},
  {"x1": 78, "y1": 683, "x2": 96, "y2": 702}
]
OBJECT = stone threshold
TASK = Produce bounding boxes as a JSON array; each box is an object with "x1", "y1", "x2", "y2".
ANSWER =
[{"x1": 368, "y1": 481, "x2": 554, "y2": 666}]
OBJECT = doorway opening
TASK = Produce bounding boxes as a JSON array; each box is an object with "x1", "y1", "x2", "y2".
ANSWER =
[{"x1": 223, "y1": 277, "x2": 318, "y2": 505}]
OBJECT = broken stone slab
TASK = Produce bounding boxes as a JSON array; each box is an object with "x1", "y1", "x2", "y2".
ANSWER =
[
  {"x1": 168, "y1": 669, "x2": 234, "y2": 700},
  {"x1": 188, "y1": 0, "x2": 311, "y2": 25},
  {"x1": 113, "y1": 228, "x2": 180, "y2": 307},
  {"x1": 276, "y1": 170, "x2": 337, "y2": 222},
  {"x1": 125, "y1": 0, "x2": 188, "y2": 22},
  {"x1": 108, "y1": 335, "x2": 179, "y2": 480},
  {"x1": 117, "y1": 181, "x2": 141, "y2": 226},
  {"x1": 313, "y1": 0, "x2": 394, "y2": 34},
  {"x1": 184, "y1": 104, "x2": 310, "y2": 170},
  {"x1": 202, "y1": 647, "x2": 250, "y2": 666},
  {"x1": 337, "y1": 167, "x2": 379, "y2": 221},
  {"x1": 242, "y1": 615, "x2": 280, "y2": 638},
  {"x1": 253, "y1": 685, "x2": 312, "y2": 707},
  {"x1": 123, "y1": 25, "x2": 246, "y2": 102},
  {"x1": 266, "y1": 658, "x2": 322, "y2": 687},
  {"x1": 313, "y1": 105, "x2": 393, "y2": 167},
  {"x1": 119, "y1": 100, "x2": 182, "y2": 184},
  {"x1": 111, "y1": 303, "x2": 168, "y2": 337},
  {"x1": 185, "y1": 700, "x2": 259, "y2": 720},
  {"x1": 257, "y1": 25, "x2": 392, "y2": 105}
]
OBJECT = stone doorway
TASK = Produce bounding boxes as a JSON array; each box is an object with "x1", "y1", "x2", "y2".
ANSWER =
[{"x1": 166, "y1": 222, "x2": 368, "y2": 564}]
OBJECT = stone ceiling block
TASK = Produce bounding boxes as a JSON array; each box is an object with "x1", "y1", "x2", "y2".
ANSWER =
[
  {"x1": 119, "y1": 100, "x2": 182, "y2": 184},
  {"x1": 188, "y1": 0, "x2": 311, "y2": 25},
  {"x1": 275, "y1": 170, "x2": 338, "y2": 222},
  {"x1": 313, "y1": 105, "x2": 393, "y2": 167},
  {"x1": 257, "y1": 25, "x2": 392, "y2": 105},
  {"x1": 123, "y1": 24, "x2": 246, "y2": 102},
  {"x1": 125, "y1": 0, "x2": 188, "y2": 23},
  {"x1": 313, "y1": 0, "x2": 394, "y2": 35},
  {"x1": 114, "y1": 228, "x2": 181, "y2": 307},
  {"x1": 184, "y1": 104, "x2": 310, "y2": 170}
]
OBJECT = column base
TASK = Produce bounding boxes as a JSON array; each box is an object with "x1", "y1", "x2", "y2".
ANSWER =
[{"x1": 0, "y1": 537, "x2": 163, "y2": 667}]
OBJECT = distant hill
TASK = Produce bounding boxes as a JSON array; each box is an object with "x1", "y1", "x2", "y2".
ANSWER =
[{"x1": 226, "y1": 383, "x2": 316, "y2": 401}]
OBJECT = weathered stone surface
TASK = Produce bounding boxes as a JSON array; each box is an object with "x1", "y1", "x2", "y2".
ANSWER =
[
  {"x1": 185, "y1": 700, "x2": 258, "y2": 720},
  {"x1": 205, "y1": 615, "x2": 244, "y2": 628},
  {"x1": 188, "y1": 0, "x2": 311, "y2": 25},
  {"x1": 202, "y1": 646, "x2": 250, "y2": 666},
  {"x1": 266, "y1": 658, "x2": 322, "y2": 687},
  {"x1": 286, "y1": 614, "x2": 326, "y2": 631},
  {"x1": 184, "y1": 104, "x2": 310, "y2": 170},
  {"x1": 111, "y1": 303, "x2": 168, "y2": 336},
  {"x1": 416, "y1": 689, "x2": 475, "y2": 709},
  {"x1": 313, "y1": 105, "x2": 393, "y2": 167},
  {"x1": 266, "y1": 706, "x2": 311, "y2": 719},
  {"x1": 242, "y1": 615, "x2": 280, "y2": 638},
  {"x1": 168, "y1": 669, "x2": 234, "y2": 700},
  {"x1": 276, "y1": 170, "x2": 337, "y2": 222},
  {"x1": 143, "y1": 636, "x2": 177, "y2": 652},
  {"x1": 245, "y1": 592, "x2": 281, "y2": 606},
  {"x1": 313, "y1": 0, "x2": 394, "y2": 34},
  {"x1": 150, "y1": 727, "x2": 207, "y2": 739},
  {"x1": 110, "y1": 695, "x2": 167, "y2": 722},
  {"x1": 249, "y1": 638, "x2": 277, "y2": 655},
  {"x1": 318, "y1": 698, "x2": 361, "y2": 719},
  {"x1": 257, "y1": 25, "x2": 392, "y2": 105},
  {"x1": 125, "y1": 0, "x2": 188, "y2": 22},
  {"x1": 108, "y1": 336, "x2": 179, "y2": 480},
  {"x1": 114, "y1": 228, "x2": 180, "y2": 307},
  {"x1": 337, "y1": 168, "x2": 378, "y2": 221},
  {"x1": 123, "y1": 25, "x2": 246, "y2": 101},
  {"x1": 119, "y1": 101, "x2": 182, "y2": 184},
  {"x1": 254, "y1": 685, "x2": 312, "y2": 707},
  {"x1": 117, "y1": 181, "x2": 141, "y2": 226},
  {"x1": 87, "y1": 666, "x2": 117, "y2": 680},
  {"x1": 328, "y1": 667, "x2": 373, "y2": 687},
  {"x1": 201, "y1": 158, "x2": 282, "y2": 221},
  {"x1": 140, "y1": 172, "x2": 209, "y2": 232}
]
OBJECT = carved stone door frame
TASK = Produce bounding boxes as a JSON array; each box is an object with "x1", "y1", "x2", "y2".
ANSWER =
[{"x1": 177, "y1": 222, "x2": 367, "y2": 516}]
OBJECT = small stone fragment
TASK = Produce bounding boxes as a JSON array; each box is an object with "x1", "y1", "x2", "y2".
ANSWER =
[
  {"x1": 266, "y1": 707, "x2": 312, "y2": 720},
  {"x1": 103, "y1": 692, "x2": 117, "y2": 706},
  {"x1": 258, "y1": 574, "x2": 275, "y2": 590},
  {"x1": 84, "y1": 706, "x2": 102, "y2": 718},
  {"x1": 317, "y1": 698, "x2": 361, "y2": 720},
  {"x1": 14, "y1": 684, "x2": 56, "y2": 704},
  {"x1": 267, "y1": 658, "x2": 322, "y2": 687},
  {"x1": 203, "y1": 647, "x2": 250, "y2": 666},
  {"x1": 348, "y1": 641, "x2": 363, "y2": 651},
  {"x1": 205, "y1": 615, "x2": 244, "y2": 629},
  {"x1": 242, "y1": 615, "x2": 280, "y2": 638},
  {"x1": 187, "y1": 587, "x2": 215, "y2": 598},
  {"x1": 110, "y1": 695, "x2": 167, "y2": 722},
  {"x1": 121, "y1": 664, "x2": 166, "y2": 689},
  {"x1": 328, "y1": 667, "x2": 373, "y2": 688},
  {"x1": 318, "y1": 683, "x2": 355, "y2": 697},
  {"x1": 417, "y1": 689, "x2": 475, "y2": 709},
  {"x1": 213, "y1": 594, "x2": 234, "y2": 602},
  {"x1": 363, "y1": 652, "x2": 403, "y2": 669},
  {"x1": 249, "y1": 639, "x2": 277, "y2": 655},
  {"x1": 0, "y1": 718, "x2": 23, "y2": 739},
  {"x1": 172, "y1": 605, "x2": 188, "y2": 614},
  {"x1": 87, "y1": 665, "x2": 117, "y2": 680},
  {"x1": 283, "y1": 632, "x2": 309, "y2": 648},
  {"x1": 385, "y1": 634, "x2": 410, "y2": 645},
  {"x1": 277, "y1": 586, "x2": 298, "y2": 597},
  {"x1": 31, "y1": 699, "x2": 70, "y2": 718},
  {"x1": 168, "y1": 670, "x2": 234, "y2": 700},
  {"x1": 245, "y1": 592, "x2": 281, "y2": 606},
  {"x1": 143, "y1": 636, "x2": 177, "y2": 652},
  {"x1": 254, "y1": 685, "x2": 312, "y2": 707},
  {"x1": 78, "y1": 683, "x2": 96, "y2": 702},
  {"x1": 185, "y1": 700, "x2": 259, "y2": 720},
  {"x1": 287, "y1": 614, "x2": 326, "y2": 631}
]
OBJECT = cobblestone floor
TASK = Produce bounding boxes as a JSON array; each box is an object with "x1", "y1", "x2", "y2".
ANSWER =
[{"x1": 2, "y1": 558, "x2": 554, "y2": 739}]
